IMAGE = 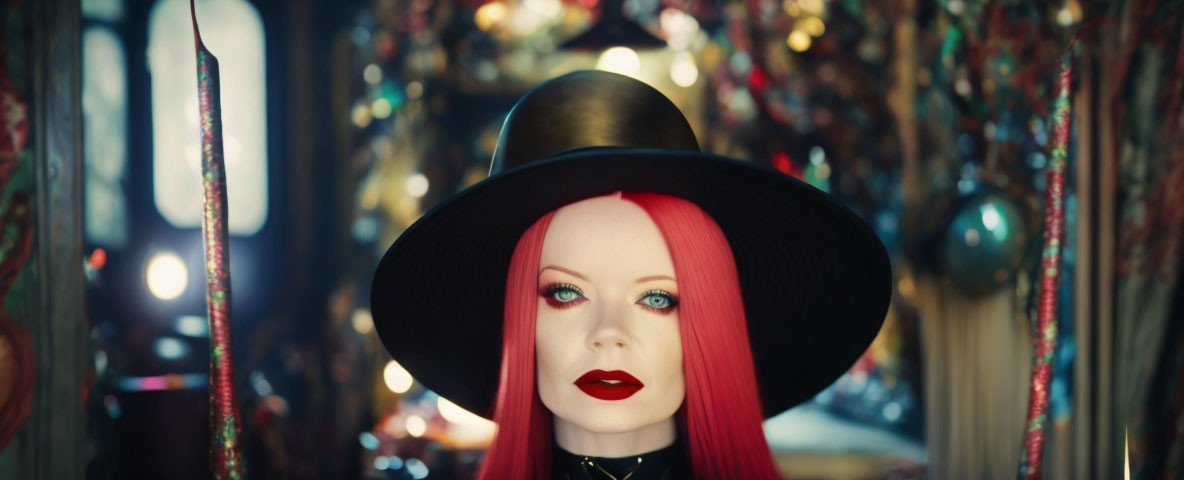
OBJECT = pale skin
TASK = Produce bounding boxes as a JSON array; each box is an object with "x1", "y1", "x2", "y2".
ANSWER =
[{"x1": 535, "y1": 193, "x2": 686, "y2": 458}]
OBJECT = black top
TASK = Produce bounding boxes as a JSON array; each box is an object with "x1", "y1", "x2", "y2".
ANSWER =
[{"x1": 551, "y1": 441, "x2": 692, "y2": 480}]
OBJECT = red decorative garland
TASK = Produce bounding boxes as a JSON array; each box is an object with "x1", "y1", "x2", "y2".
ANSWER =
[
  {"x1": 190, "y1": 1, "x2": 247, "y2": 478},
  {"x1": 1018, "y1": 50, "x2": 1072, "y2": 480}
]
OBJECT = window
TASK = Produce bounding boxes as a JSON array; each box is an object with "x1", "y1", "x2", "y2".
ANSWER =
[
  {"x1": 83, "y1": 26, "x2": 129, "y2": 247},
  {"x1": 148, "y1": 0, "x2": 268, "y2": 235}
]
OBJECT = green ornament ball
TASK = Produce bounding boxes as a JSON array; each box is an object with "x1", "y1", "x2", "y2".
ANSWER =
[{"x1": 941, "y1": 192, "x2": 1028, "y2": 296}]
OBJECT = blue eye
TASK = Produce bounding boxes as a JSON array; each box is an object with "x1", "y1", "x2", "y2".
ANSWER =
[
  {"x1": 637, "y1": 290, "x2": 678, "y2": 313},
  {"x1": 553, "y1": 288, "x2": 580, "y2": 302},
  {"x1": 540, "y1": 283, "x2": 586, "y2": 308}
]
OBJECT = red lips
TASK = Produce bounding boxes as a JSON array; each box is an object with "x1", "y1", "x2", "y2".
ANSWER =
[{"x1": 574, "y1": 370, "x2": 644, "y2": 400}]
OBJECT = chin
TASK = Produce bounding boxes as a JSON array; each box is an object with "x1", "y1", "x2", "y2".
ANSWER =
[
  {"x1": 573, "y1": 412, "x2": 657, "y2": 434},
  {"x1": 565, "y1": 395, "x2": 679, "y2": 433}
]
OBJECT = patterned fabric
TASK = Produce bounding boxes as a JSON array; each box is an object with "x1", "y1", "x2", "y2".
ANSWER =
[{"x1": 1106, "y1": 1, "x2": 1184, "y2": 478}]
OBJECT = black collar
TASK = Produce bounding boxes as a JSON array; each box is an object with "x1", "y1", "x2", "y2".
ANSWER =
[{"x1": 551, "y1": 441, "x2": 691, "y2": 480}]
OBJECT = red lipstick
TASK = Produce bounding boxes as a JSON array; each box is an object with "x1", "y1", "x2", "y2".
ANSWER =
[{"x1": 574, "y1": 370, "x2": 644, "y2": 400}]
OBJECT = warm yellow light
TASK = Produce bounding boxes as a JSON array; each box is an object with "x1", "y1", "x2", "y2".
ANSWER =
[
  {"x1": 351, "y1": 309, "x2": 374, "y2": 334},
  {"x1": 359, "y1": 177, "x2": 381, "y2": 210},
  {"x1": 405, "y1": 415, "x2": 427, "y2": 437},
  {"x1": 405, "y1": 173, "x2": 429, "y2": 198},
  {"x1": 438, "y1": 397, "x2": 495, "y2": 427},
  {"x1": 669, "y1": 52, "x2": 699, "y2": 87},
  {"x1": 596, "y1": 47, "x2": 641, "y2": 78},
  {"x1": 1056, "y1": 8, "x2": 1073, "y2": 26},
  {"x1": 439, "y1": 396, "x2": 497, "y2": 444},
  {"x1": 405, "y1": 81, "x2": 424, "y2": 100},
  {"x1": 782, "y1": 0, "x2": 802, "y2": 17},
  {"x1": 523, "y1": 0, "x2": 562, "y2": 20},
  {"x1": 798, "y1": 0, "x2": 824, "y2": 15},
  {"x1": 787, "y1": 30, "x2": 812, "y2": 52},
  {"x1": 350, "y1": 103, "x2": 372, "y2": 128},
  {"x1": 799, "y1": 16, "x2": 825, "y2": 37},
  {"x1": 383, "y1": 360, "x2": 413, "y2": 393},
  {"x1": 371, "y1": 98, "x2": 393, "y2": 120},
  {"x1": 659, "y1": 8, "x2": 700, "y2": 51},
  {"x1": 897, "y1": 275, "x2": 916, "y2": 300},
  {"x1": 475, "y1": 2, "x2": 507, "y2": 31},
  {"x1": 146, "y1": 252, "x2": 188, "y2": 300}
]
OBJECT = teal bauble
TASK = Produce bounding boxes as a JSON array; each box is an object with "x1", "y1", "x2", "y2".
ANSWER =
[{"x1": 942, "y1": 192, "x2": 1028, "y2": 296}]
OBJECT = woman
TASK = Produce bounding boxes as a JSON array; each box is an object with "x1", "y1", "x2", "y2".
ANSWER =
[{"x1": 371, "y1": 70, "x2": 891, "y2": 479}]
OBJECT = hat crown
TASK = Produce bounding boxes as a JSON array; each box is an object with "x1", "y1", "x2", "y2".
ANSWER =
[{"x1": 490, "y1": 70, "x2": 700, "y2": 175}]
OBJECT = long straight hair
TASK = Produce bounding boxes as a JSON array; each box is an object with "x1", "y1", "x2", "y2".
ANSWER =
[{"x1": 477, "y1": 193, "x2": 781, "y2": 479}]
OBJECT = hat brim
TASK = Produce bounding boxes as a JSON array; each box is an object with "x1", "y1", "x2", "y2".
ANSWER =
[{"x1": 371, "y1": 148, "x2": 891, "y2": 419}]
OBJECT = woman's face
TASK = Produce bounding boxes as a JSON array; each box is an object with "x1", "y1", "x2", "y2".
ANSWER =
[{"x1": 535, "y1": 194, "x2": 685, "y2": 438}]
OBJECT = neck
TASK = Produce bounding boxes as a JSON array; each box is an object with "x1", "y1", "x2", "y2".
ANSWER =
[{"x1": 553, "y1": 416, "x2": 677, "y2": 457}]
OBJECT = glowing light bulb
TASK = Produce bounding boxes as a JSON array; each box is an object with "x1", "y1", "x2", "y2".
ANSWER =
[
  {"x1": 146, "y1": 252, "x2": 187, "y2": 300},
  {"x1": 596, "y1": 47, "x2": 641, "y2": 78}
]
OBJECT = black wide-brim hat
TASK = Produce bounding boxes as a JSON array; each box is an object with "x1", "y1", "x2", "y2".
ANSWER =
[{"x1": 371, "y1": 70, "x2": 891, "y2": 419}]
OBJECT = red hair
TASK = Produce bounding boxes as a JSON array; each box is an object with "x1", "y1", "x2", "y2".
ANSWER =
[{"x1": 478, "y1": 193, "x2": 781, "y2": 479}]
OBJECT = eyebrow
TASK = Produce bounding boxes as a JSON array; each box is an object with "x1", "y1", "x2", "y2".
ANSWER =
[{"x1": 539, "y1": 265, "x2": 675, "y2": 284}]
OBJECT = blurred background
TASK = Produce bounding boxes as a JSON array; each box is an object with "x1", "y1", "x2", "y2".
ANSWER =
[{"x1": 1, "y1": 0, "x2": 1183, "y2": 478}]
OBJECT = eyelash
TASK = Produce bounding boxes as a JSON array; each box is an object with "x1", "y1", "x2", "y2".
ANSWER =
[
  {"x1": 538, "y1": 284, "x2": 679, "y2": 314},
  {"x1": 638, "y1": 289, "x2": 679, "y2": 314},
  {"x1": 539, "y1": 283, "x2": 586, "y2": 309}
]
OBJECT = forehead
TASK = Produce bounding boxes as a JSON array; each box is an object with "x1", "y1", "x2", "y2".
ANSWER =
[{"x1": 540, "y1": 195, "x2": 675, "y2": 277}]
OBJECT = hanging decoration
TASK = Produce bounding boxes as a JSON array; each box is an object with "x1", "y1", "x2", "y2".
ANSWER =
[
  {"x1": 1018, "y1": 46, "x2": 1073, "y2": 480},
  {"x1": 189, "y1": 1, "x2": 247, "y2": 478},
  {"x1": 941, "y1": 190, "x2": 1029, "y2": 296}
]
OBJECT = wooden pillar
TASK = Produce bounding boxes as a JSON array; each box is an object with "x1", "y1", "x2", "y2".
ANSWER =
[{"x1": 9, "y1": 0, "x2": 88, "y2": 478}]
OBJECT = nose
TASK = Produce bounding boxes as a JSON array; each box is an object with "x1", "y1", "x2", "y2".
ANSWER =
[{"x1": 586, "y1": 301, "x2": 631, "y2": 351}]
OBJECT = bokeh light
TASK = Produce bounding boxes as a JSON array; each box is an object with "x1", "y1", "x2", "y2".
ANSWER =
[
  {"x1": 383, "y1": 360, "x2": 413, "y2": 393},
  {"x1": 351, "y1": 308, "x2": 374, "y2": 334},
  {"x1": 437, "y1": 396, "x2": 493, "y2": 427},
  {"x1": 474, "y1": 2, "x2": 507, "y2": 31},
  {"x1": 596, "y1": 47, "x2": 641, "y2": 78},
  {"x1": 787, "y1": 30, "x2": 812, "y2": 52},
  {"x1": 176, "y1": 315, "x2": 208, "y2": 337},
  {"x1": 405, "y1": 415, "x2": 426, "y2": 437},
  {"x1": 799, "y1": 16, "x2": 825, "y2": 37},
  {"x1": 371, "y1": 97, "x2": 393, "y2": 119},
  {"x1": 145, "y1": 252, "x2": 187, "y2": 300},
  {"x1": 405, "y1": 173, "x2": 429, "y2": 198},
  {"x1": 670, "y1": 52, "x2": 699, "y2": 87},
  {"x1": 154, "y1": 337, "x2": 187, "y2": 360},
  {"x1": 363, "y1": 63, "x2": 382, "y2": 84}
]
